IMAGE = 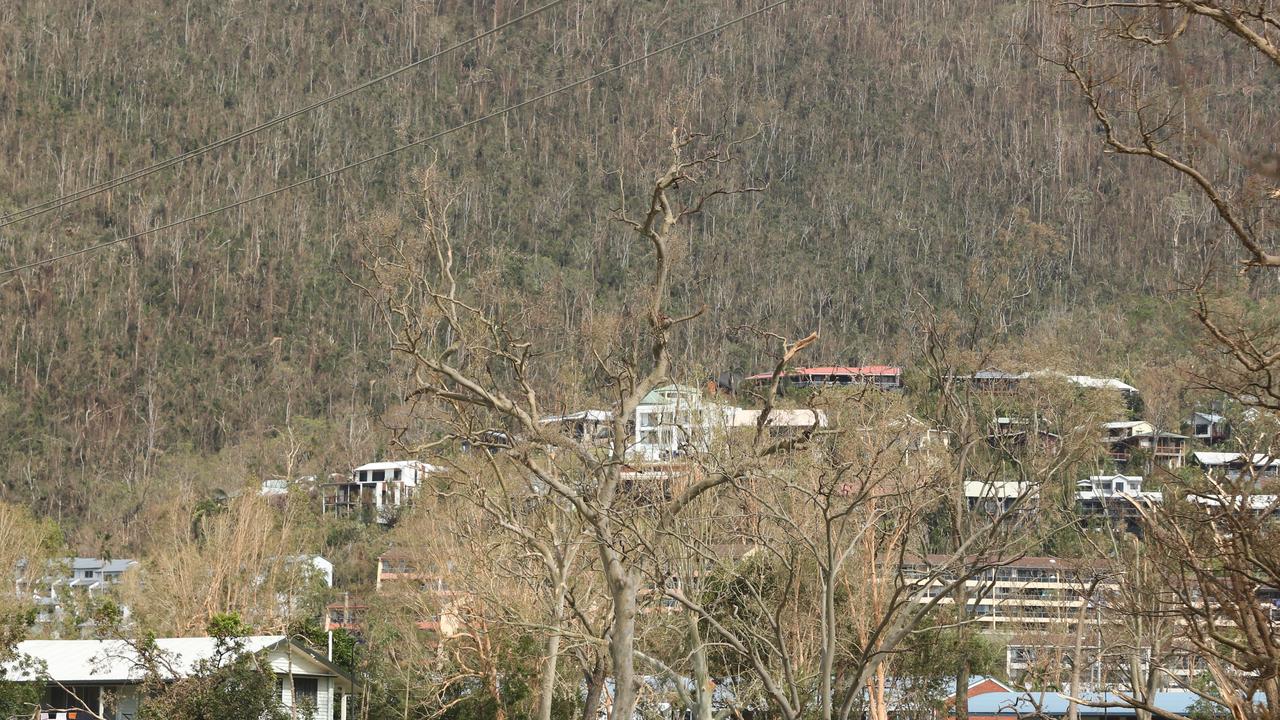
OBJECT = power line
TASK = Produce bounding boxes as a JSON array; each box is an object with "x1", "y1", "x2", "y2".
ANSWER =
[
  {"x1": 0, "y1": 0, "x2": 791, "y2": 277},
  {"x1": 0, "y1": 0, "x2": 571, "y2": 229}
]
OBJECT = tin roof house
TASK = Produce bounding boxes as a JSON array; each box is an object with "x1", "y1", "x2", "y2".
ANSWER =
[{"x1": 7, "y1": 636, "x2": 355, "y2": 720}]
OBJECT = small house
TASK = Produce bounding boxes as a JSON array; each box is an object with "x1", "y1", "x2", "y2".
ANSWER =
[
  {"x1": 1109, "y1": 431, "x2": 1188, "y2": 470},
  {"x1": 1184, "y1": 412, "x2": 1230, "y2": 445},
  {"x1": 7, "y1": 636, "x2": 354, "y2": 720},
  {"x1": 745, "y1": 365, "x2": 904, "y2": 392},
  {"x1": 1191, "y1": 451, "x2": 1280, "y2": 479}
]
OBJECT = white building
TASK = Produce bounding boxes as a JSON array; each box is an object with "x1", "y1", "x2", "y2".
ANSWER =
[
  {"x1": 322, "y1": 461, "x2": 441, "y2": 524},
  {"x1": 632, "y1": 385, "x2": 735, "y2": 462},
  {"x1": 8, "y1": 635, "x2": 355, "y2": 720},
  {"x1": 31, "y1": 558, "x2": 138, "y2": 632}
]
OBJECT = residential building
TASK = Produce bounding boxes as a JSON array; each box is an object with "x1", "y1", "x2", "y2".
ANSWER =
[
  {"x1": 947, "y1": 370, "x2": 1024, "y2": 395},
  {"x1": 321, "y1": 460, "x2": 441, "y2": 523},
  {"x1": 9, "y1": 636, "x2": 355, "y2": 720},
  {"x1": 1108, "y1": 431, "x2": 1188, "y2": 470},
  {"x1": 1184, "y1": 411, "x2": 1230, "y2": 445},
  {"x1": 631, "y1": 385, "x2": 734, "y2": 462},
  {"x1": 324, "y1": 594, "x2": 368, "y2": 634},
  {"x1": 948, "y1": 370, "x2": 1139, "y2": 401},
  {"x1": 903, "y1": 556, "x2": 1113, "y2": 630},
  {"x1": 963, "y1": 480, "x2": 1034, "y2": 514},
  {"x1": 1100, "y1": 420, "x2": 1154, "y2": 442},
  {"x1": 260, "y1": 475, "x2": 316, "y2": 497},
  {"x1": 30, "y1": 558, "x2": 137, "y2": 633},
  {"x1": 1075, "y1": 475, "x2": 1161, "y2": 530},
  {"x1": 375, "y1": 552, "x2": 464, "y2": 635},
  {"x1": 1191, "y1": 451, "x2": 1279, "y2": 479},
  {"x1": 744, "y1": 365, "x2": 904, "y2": 391},
  {"x1": 539, "y1": 410, "x2": 613, "y2": 443}
]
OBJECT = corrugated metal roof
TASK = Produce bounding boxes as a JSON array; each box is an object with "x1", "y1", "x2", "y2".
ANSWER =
[
  {"x1": 10, "y1": 636, "x2": 286, "y2": 683},
  {"x1": 963, "y1": 691, "x2": 1201, "y2": 716},
  {"x1": 746, "y1": 365, "x2": 901, "y2": 381}
]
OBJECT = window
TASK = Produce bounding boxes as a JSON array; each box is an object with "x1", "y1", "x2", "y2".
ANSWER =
[
  {"x1": 291, "y1": 677, "x2": 319, "y2": 708},
  {"x1": 371, "y1": 470, "x2": 385, "y2": 483}
]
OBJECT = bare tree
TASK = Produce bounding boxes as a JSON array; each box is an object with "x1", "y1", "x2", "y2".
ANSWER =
[{"x1": 360, "y1": 129, "x2": 802, "y2": 720}]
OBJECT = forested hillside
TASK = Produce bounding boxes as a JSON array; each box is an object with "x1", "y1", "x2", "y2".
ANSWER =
[{"x1": 0, "y1": 0, "x2": 1272, "y2": 550}]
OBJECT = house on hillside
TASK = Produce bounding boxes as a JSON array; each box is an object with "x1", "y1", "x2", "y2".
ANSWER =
[
  {"x1": 632, "y1": 385, "x2": 734, "y2": 462},
  {"x1": 1101, "y1": 420, "x2": 1154, "y2": 442},
  {"x1": 1075, "y1": 475, "x2": 1161, "y2": 532},
  {"x1": 7, "y1": 636, "x2": 354, "y2": 720},
  {"x1": 324, "y1": 594, "x2": 368, "y2": 635},
  {"x1": 1184, "y1": 411, "x2": 1230, "y2": 445},
  {"x1": 963, "y1": 480, "x2": 1035, "y2": 514},
  {"x1": 30, "y1": 558, "x2": 138, "y2": 635},
  {"x1": 375, "y1": 552, "x2": 465, "y2": 636},
  {"x1": 539, "y1": 410, "x2": 613, "y2": 443},
  {"x1": 321, "y1": 461, "x2": 441, "y2": 524},
  {"x1": 946, "y1": 370, "x2": 1025, "y2": 395},
  {"x1": 902, "y1": 555, "x2": 1113, "y2": 630},
  {"x1": 1191, "y1": 451, "x2": 1280, "y2": 479},
  {"x1": 744, "y1": 365, "x2": 903, "y2": 392},
  {"x1": 1108, "y1": 431, "x2": 1188, "y2": 470}
]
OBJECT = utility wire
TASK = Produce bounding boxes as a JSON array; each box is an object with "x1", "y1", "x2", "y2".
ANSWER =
[
  {"x1": 0, "y1": 0, "x2": 571, "y2": 229},
  {"x1": 0, "y1": 0, "x2": 791, "y2": 277}
]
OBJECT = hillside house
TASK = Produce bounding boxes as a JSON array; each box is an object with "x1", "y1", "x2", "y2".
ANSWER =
[
  {"x1": 8, "y1": 636, "x2": 354, "y2": 720},
  {"x1": 375, "y1": 552, "x2": 464, "y2": 635},
  {"x1": 903, "y1": 555, "x2": 1113, "y2": 631},
  {"x1": 744, "y1": 365, "x2": 904, "y2": 391},
  {"x1": 1109, "y1": 431, "x2": 1188, "y2": 470},
  {"x1": 963, "y1": 480, "x2": 1035, "y2": 514},
  {"x1": 30, "y1": 558, "x2": 137, "y2": 633},
  {"x1": 947, "y1": 370, "x2": 1024, "y2": 395},
  {"x1": 632, "y1": 385, "x2": 734, "y2": 462},
  {"x1": 1184, "y1": 412, "x2": 1230, "y2": 445},
  {"x1": 1191, "y1": 451, "x2": 1280, "y2": 479},
  {"x1": 322, "y1": 461, "x2": 441, "y2": 523},
  {"x1": 1101, "y1": 420, "x2": 1154, "y2": 442},
  {"x1": 540, "y1": 410, "x2": 613, "y2": 443},
  {"x1": 324, "y1": 594, "x2": 368, "y2": 635}
]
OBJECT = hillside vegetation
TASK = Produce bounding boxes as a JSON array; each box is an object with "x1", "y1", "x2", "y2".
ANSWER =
[{"x1": 0, "y1": 0, "x2": 1271, "y2": 550}]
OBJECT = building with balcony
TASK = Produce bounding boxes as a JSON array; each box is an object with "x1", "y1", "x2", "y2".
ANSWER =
[
  {"x1": 1108, "y1": 431, "x2": 1188, "y2": 470},
  {"x1": 903, "y1": 556, "x2": 1113, "y2": 628},
  {"x1": 321, "y1": 461, "x2": 441, "y2": 524}
]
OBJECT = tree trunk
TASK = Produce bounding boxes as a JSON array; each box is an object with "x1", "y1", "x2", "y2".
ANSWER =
[
  {"x1": 955, "y1": 655, "x2": 972, "y2": 720},
  {"x1": 605, "y1": 557, "x2": 640, "y2": 720},
  {"x1": 538, "y1": 582, "x2": 569, "y2": 720},
  {"x1": 582, "y1": 655, "x2": 606, "y2": 720},
  {"x1": 688, "y1": 615, "x2": 715, "y2": 720}
]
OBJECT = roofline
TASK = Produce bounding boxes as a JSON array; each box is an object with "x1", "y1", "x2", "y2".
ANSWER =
[{"x1": 268, "y1": 638, "x2": 358, "y2": 686}]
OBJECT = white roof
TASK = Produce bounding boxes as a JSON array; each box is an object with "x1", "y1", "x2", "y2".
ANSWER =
[
  {"x1": 10, "y1": 636, "x2": 285, "y2": 682},
  {"x1": 353, "y1": 460, "x2": 438, "y2": 472},
  {"x1": 963, "y1": 481, "x2": 1031, "y2": 499},
  {"x1": 730, "y1": 408, "x2": 827, "y2": 428},
  {"x1": 1103, "y1": 420, "x2": 1148, "y2": 429},
  {"x1": 1193, "y1": 451, "x2": 1279, "y2": 467},
  {"x1": 1026, "y1": 370, "x2": 1138, "y2": 393},
  {"x1": 540, "y1": 410, "x2": 612, "y2": 423},
  {"x1": 1187, "y1": 494, "x2": 1279, "y2": 510},
  {"x1": 1064, "y1": 375, "x2": 1138, "y2": 393}
]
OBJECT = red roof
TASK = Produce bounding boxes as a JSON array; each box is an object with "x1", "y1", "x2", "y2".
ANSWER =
[{"x1": 746, "y1": 365, "x2": 902, "y2": 381}]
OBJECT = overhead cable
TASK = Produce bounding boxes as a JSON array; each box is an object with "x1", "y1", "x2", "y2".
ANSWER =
[
  {"x1": 0, "y1": 0, "x2": 572, "y2": 229},
  {"x1": 0, "y1": 0, "x2": 791, "y2": 277}
]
